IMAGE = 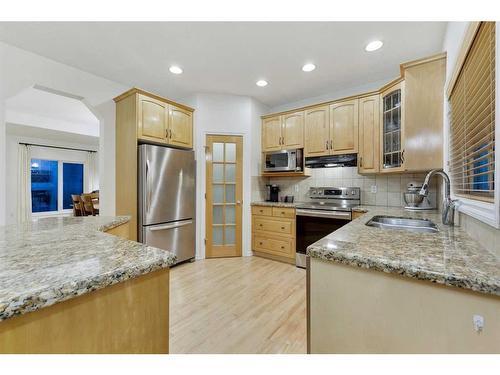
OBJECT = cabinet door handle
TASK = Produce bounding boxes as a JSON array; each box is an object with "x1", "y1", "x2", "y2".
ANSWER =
[
  {"x1": 166, "y1": 129, "x2": 169, "y2": 138},
  {"x1": 330, "y1": 140, "x2": 333, "y2": 149},
  {"x1": 359, "y1": 156, "x2": 363, "y2": 168},
  {"x1": 281, "y1": 226, "x2": 285, "y2": 230},
  {"x1": 281, "y1": 246, "x2": 285, "y2": 249},
  {"x1": 401, "y1": 149, "x2": 405, "y2": 163},
  {"x1": 259, "y1": 242, "x2": 263, "y2": 245},
  {"x1": 325, "y1": 140, "x2": 329, "y2": 150}
]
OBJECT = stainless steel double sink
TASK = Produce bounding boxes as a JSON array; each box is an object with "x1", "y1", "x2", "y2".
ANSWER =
[{"x1": 366, "y1": 215, "x2": 438, "y2": 233}]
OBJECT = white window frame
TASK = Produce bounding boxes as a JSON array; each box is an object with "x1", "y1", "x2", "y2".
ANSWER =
[
  {"x1": 445, "y1": 22, "x2": 500, "y2": 228},
  {"x1": 30, "y1": 146, "x2": 90, "y2": 218}
]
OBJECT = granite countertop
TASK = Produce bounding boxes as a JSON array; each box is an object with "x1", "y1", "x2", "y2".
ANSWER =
[
  {"x1": 0, "y1": 216, "x2": 176, "y2": 321},
  {"x1": 307, "y1": 206, "x2": 500, "y2": 297},
  {"x1": 251, "y1": 201, "x2": 300, "y2": 208}
]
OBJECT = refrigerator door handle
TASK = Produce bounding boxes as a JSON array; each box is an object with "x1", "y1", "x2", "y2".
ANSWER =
[
  {"x1": 148, "y1": 220, "x2": 193, "y2": 231},
  {"x1": 146, "y1": 158, "x2": 151, "y2": 213}
]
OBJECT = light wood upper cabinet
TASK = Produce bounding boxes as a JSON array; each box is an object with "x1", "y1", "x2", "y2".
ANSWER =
[
  {"x1": 282, "y1": 111, "x2": 304, "y2": 148},
  {"x1": 262, "y1": 112, "x2": 304, "y2": 151},
  {"x1": 304, "y1": 106, "x2": 330, "y2": 157},
  {"x1": 380, "y1": 80, "x2": 406, "y2": 173},
  {"x1": 169, "y1": 106, "x2": 193, "y2": 148},
  {"x1": 260, "y1": 53, "x2": 446, "y2": 174},
  {"x1": 136, "y1": 92, "x2": 193, "y2": 148},
  {"x1": 138, "y1": 95, "x2": 168, "y2": 142},
  {"x1": 358, "y1": 95, "x2": 380, "y2": 174},
  {"x1": 262, "y1": 116, "x2": 283, "y2": 152},
  {"x1": 402, "y1": 56, "x2": 445, "y2": 172},
  {"x1": 330, "y1": 99, "x2": 359, "y2": 154},
  {"x1": 304, "y1": 100, "x2": 358, "y2": 157}
]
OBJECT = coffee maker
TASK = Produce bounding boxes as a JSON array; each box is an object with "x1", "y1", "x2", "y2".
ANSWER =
[{"x1": 265, "y1": 184, "x2": 280, "y2": 202}]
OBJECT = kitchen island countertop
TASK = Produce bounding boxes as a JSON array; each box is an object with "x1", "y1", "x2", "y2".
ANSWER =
[{"x1": 0, "y1": 216, "x2": 176, "y2": 321}]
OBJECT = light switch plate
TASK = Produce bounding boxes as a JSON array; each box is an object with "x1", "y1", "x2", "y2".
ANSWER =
[{"x1": 370, "y1": 185, "x2": 377, "y2": 194}]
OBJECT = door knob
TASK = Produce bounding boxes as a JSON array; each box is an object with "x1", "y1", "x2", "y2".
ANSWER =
[{"x1": 236, "y1": 200, "x2": 242, "y2": 205}]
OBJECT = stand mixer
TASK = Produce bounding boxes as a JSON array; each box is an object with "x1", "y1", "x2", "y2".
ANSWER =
[{"x1": 403, "y1": 181, "x2": 435, "y2": 210}]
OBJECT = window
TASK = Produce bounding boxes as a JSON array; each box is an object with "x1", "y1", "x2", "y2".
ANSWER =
[
  {"x1": 449, "y1": 22, "x2": 495, "y2": 202},
  {"x1": 31, "y1": 159, "x2": 84, "y2": 214},
  {"x1": 31, "y1": 159, "x2": 58, "y2": 213},
  {"x1": 63, "y1": 163, "x2": 84, "y2": 209}
]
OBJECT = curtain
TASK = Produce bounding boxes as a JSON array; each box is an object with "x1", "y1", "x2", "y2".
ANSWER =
[
  {"x1": 86, "y1": 151, "x2": 99, "y2": 192},
  {"x1": 17, "y1": 144, "x2": 32, "y2": 223}
]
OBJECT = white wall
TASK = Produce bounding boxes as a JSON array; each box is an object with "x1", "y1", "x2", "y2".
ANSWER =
[
  {"x1": 0, "y1": 41, "x2": 129, "y2": 225},
  {"x1": 187, "y1": 93, "x2": 268, "y2": 259},
  {"x1": 5, "y1": 110, "x2": 99, "y2": 137}
]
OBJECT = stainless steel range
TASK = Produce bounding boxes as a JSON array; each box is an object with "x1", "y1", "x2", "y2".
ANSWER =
[{"x1": 295, "y1": 187, "x2": 360, "y2": 268}]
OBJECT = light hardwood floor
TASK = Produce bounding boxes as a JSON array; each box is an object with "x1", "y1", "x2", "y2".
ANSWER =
[{"x1": 169, "y1": 256, "x2": 306, "y2": 354}]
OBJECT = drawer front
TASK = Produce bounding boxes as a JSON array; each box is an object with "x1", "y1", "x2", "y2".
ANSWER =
[
  {"x1": 272, "y1": 207, "x2": 295, "y2": 219},
  {"x1": 252, "y1": 206, "x2": 273, "y2": 216},
  {"x1": 253, "y1": 216, "x2": 294, "y2": 236},
  {"x1": 253, "y1": 235, "x2": 294, "y2": 258}
]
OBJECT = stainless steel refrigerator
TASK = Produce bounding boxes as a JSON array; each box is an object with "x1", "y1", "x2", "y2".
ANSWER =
[{"x1": 138, "y1": 144, "x2": 196, "y2": 264}]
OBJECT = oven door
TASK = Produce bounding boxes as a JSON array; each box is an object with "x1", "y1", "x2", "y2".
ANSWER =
[
  {"x1": 263, "y1": 150, "x2": 296, "y2": 172},
  {"x1": 295, "y1": 209, "x2": 351, "y2": 268}
]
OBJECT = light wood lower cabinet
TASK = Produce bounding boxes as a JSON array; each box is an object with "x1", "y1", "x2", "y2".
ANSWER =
[
  {"x1": 104, "y1": 222, "x2": 130, "y2": 240},
  {"x1": 351, "y1": 211, "x2": 366, "y2": 220},
  {"x1": 252, "y1": 205, "x2": 295, "y2": 264},
  {"x1": 0, "y1": 268, "x2": 169, "y2": 353}
]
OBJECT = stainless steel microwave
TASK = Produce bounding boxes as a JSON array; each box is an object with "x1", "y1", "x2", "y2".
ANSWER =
[{"x1": 263, "y1": 149, "x2": 303, "y2": 172}]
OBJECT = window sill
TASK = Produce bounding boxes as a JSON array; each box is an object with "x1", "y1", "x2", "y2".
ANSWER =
[
  {"x1": 32, "y1": 210, "x2": 73, "y2": 219},
  {"x1": 453, "y1": 195, "x2": 500, "y2": 229}
]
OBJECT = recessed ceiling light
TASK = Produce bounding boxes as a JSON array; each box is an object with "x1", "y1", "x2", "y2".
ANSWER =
[
  {"x1": 365, "y1": 40, "x2": 383, "y2": 52},
  {"x1": 169, "y1": 65, "x2": 183, "y2": 74},
  {"x1": 302, "y1": 63, "x2": 316, "y2": 72},
  {"x1": 256, "y1": 80, "x2": 268, "y2": 87}
]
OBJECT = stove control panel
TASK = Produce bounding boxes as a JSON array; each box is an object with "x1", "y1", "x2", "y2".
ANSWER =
[{"x1": 308, "y1": 187, "x2": 360, "y2": 200}]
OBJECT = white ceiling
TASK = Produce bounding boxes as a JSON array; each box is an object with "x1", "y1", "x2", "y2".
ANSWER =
[
  {"x1": 6, "y1": 88, "x2": 100, "y2": 136},
  {"x1": 0, "y1": 22, "x2": 447, "y2": 107}
]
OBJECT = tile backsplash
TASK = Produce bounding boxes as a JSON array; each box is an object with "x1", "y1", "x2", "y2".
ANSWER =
[{"x1": 252, "y1": 167, "x2": 438, "y2": 208}]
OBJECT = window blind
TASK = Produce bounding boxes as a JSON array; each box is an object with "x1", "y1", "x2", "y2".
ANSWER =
[{"x1": 449, "y1": 22, "x2": 495, "y2": 202}]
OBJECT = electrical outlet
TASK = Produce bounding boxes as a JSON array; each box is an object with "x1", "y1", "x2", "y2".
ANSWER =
[
  {"x1": 473, "y1": 315, "x2": 484, "y2": 333},
  {"x1": 370, "y1": 185, "x2": 377, "y2": 194},
  {"x1": 295, "y1": 185, "x2": 299, "y2": 193}
]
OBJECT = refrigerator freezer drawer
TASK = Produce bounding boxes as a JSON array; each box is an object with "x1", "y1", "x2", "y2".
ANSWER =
[{"x1": 142, "y1": 219, "x2": 195, "y2": 264}]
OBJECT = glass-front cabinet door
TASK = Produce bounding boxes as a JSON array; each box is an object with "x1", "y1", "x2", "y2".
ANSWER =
[{"x1": 380, "y1": 81, "x2": 405, "y2": 172}]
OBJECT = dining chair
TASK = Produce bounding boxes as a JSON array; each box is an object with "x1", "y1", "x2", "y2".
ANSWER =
[
  {"x1": 71, "y1": 194, "x2": 85, "y2": 216},
  {"x1": 81, "y1": 194, "x2": 100, "y2": 216}
]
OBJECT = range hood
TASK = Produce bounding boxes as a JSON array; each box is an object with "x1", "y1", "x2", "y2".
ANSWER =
[{"x1": 305, "y1": 153, "x2": 357, "y2": 168}]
